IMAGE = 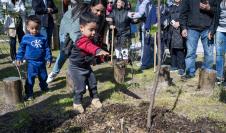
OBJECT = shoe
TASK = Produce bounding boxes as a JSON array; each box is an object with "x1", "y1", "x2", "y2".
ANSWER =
[
  {"x1": 216, "y1": 78, "x2": 224, "y2": 85},
  {"x1": 73, "y1": 104, "x2": 84, "y2": 113},
  {"x1": 24, "y1": 96, "x2": 34, "y2": 101},
  {"x1": 181, "y1": 74, "x2": 195, "y2": 80},
  {"x1": 91, "y1": 98, "x2": 102, "y2": 109},
  {"x1": 178, "y1": 69, "x2": 185, "y2": 76},
  {"x1": 47, "y1": 72, "x2": 58, "y2": 83}
]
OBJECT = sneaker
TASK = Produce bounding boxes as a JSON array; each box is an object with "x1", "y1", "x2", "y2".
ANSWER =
[
  {"x1": 24, "y1": 96, "x2": 34, "y2": 101},
  {"x1": 47, "y1": 72, "x2": 58, "y2": 83},
  {"x1": 73, "y1": 104, "x2": 84, "y2": 113},
  {"x1": 216, "y1": 78, "x2": 224, "y2": 85},
  {"x1": 178, "y1": 69, "x2": 185, "y2": 76},
  {"x1": 91, "y1": 98, "x2": 102, "y2": 109},
  {"x1": 181, "y1": 74, "x2": 195, "y2": 80}
]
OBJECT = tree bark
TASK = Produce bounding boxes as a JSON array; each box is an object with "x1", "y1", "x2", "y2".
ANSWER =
[
  {"x1": 3, "y1": 77, "x2": 23, "y2": 104},
  {"x1": 198, "y1": 68, "x2": 216, "y2": 90},
  {"x1": 51, "y1": 14, "x2": 59, "y2": 50}
]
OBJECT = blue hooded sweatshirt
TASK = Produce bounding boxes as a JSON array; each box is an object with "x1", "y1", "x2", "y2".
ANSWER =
[{"x1": 16, "y1": 34, "x2": 52, "y2": 62}]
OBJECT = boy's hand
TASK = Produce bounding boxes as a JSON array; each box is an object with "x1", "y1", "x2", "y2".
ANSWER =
[
  {"x1": 47, "y1": 61, "x2": 51, "y2": 68},
  {"x1": 16, "y1": 60, "x2": 22, "y2": 66},
  {"x1": 96, "y1": 50, "x2": 109, "y2": 56}
]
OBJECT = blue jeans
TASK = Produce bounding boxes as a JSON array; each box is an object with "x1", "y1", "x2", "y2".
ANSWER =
[
  {"x1": 140, "y1": 27, "x2": 154, "y2": 69},
  {"x1": 185, "y1": 29, "x2": 214, "y2": 76},
  {"x1": 51, "y1": 33, "x2": 67, "y2": 74},
  {"x1": 215, "y1": 31, "x2": 226, "y2": 79}
]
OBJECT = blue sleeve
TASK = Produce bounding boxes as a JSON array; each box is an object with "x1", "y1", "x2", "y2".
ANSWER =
[
  {"x1": 16, "y1": 37, "x2": 26, "y2": 61},
  {"x1": 45, "y1": 39, "x2": 52, "y2": 62}
]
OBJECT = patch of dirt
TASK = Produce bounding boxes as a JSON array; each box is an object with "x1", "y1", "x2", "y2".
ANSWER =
[{"x1": 1, "y1": 102, "x2": 225, "y2": 133}]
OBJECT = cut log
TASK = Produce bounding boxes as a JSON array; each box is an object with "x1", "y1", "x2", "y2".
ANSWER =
[
  {"x1": 3, "y1": 77, "x2": 23, "y2": 104},
  {"x1": 114, "y1": 60, "x2": 126, "y2": 84},
  {"x1": 66, "y1": 70, "x2": 74, "y2": 93},
  {"x1": 198, "y1": 68, "x2": 216, "y2": 90},
  {"x1": 159, "y1": 65, "x2": 171, "y2": 84}
]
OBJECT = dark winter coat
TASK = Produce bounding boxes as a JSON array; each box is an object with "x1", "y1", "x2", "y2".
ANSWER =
[
  {"x1": 179, "y1": 0, "x2": 217, "y2": 31},
  {"x1": 168, "y1": 4, "x2": 185, "y2": 49}
]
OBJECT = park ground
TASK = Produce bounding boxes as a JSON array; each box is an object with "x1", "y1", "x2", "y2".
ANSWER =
[{"x1": 0, "y1": 45, "x2": 226, "y2": 132}]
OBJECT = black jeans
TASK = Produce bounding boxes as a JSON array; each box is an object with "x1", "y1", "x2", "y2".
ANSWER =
[
  {"x1": 69, "y1": 64, "x2": 98, "y2": 104},
  {"x1": 171, "y1": 48, "x2": 185, "y2": 70}
]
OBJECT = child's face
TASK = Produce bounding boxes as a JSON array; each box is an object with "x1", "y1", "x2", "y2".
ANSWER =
[
  {"x1": 116, "y1": 0, "x2": 125, "y2": 9},
  {"x1": 27, "y1": 21, "x2": 40, "y2": 35},
  {"x1": 175, "y1": 0, "x2": 181, "y2": 3},
  {"x1": 80, "y1": 22, "x2": 97, "y2": 39}
]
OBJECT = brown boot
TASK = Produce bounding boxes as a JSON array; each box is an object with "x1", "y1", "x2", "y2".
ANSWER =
[
  {"x1": 73, "y1": 104, "x2": 84, "y2": 113},
  {"x1": 91, "y1": 98, "x2": 102, "y2": 109}
]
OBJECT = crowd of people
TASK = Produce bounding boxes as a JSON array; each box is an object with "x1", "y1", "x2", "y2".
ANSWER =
[{"x1": 1, "y1": 0, "x2": 226, "y2": 113}]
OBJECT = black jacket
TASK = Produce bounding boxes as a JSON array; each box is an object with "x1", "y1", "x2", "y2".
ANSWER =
[
  {"x1": 109, "y1": 8, "x2": 131, "y2": 36},
  {"x1": 168, "y1": 4, "x2": 185, "y2": 49},
  {"x1": 32, "y1": 0, "x2": 58, "y2": 27},
  {"x1": 179, "y1": 0, "x2": 217, "y2": 32}
]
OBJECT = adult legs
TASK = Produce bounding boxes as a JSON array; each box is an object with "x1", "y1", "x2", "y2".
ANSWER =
[
  {"x1": 9, "y1": 37, "x2": 16, "y2": 61},
  {"x1": 185, "y1": 29, "x2": 200, "y2": 76},
  {"x1": 215, "y1": 31, "x2": 226, "y2": 79},
  {"x1": 200, "y1": 29, "x2": 214, "y2": 69}
]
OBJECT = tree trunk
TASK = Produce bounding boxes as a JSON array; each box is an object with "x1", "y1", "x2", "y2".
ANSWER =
[
  {"x1": 198, "y1": 68, "x2": 216, "y2": 90},
  {"x1": 66, "y1": 70, "x2": 74, "y2": 93},
  {"x1": 159, "y1": 65, "x2": 171, "y2": 84},
  {"x1": 3, "y1": 77, "x2": 23, "y2": 104},
  {"x1": 51, "y1": 14, "x2": 59, "y2": 50}
]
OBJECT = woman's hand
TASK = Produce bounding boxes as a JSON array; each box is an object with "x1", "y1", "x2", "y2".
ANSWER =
[{"x1": 110, "y1": 25, "x2": 115, "y2": 29}]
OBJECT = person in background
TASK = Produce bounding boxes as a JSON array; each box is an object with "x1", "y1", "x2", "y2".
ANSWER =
[
  {"x1": 32, "y1": 0, "x2": 58, "y2": 48},
  {"x1": 108, "y1": 0, "x2": 134, "y2": 62},
  {"x1": 167, "y1": 0, "x2": 185, "y2": 76},
  {"x1": 2, "y1": 0, "x2": 25, "y2": 63},
  {"x1": 179, "y1": 0, "x2": 217, "y2": 80},
  {"x1": 106, "y1": 0, "x2": 114, "y2": 16},
  {"x1": 212, "y1": 0, "x2": 226, "y2": 84},
  {"x1": 16, "y1": 15, "x2": 52, "y2": 101}
]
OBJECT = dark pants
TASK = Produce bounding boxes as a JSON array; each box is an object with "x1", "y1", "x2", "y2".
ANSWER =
[
  {"x1": 171, "y1": 48, "x2": 185, "y2": 70},
  {"x1": 9, "y1": 26, "x2": 24, "y2": 61},
  {"x1": 25, "y1": 61, "x2": 48, "y2": 97},
  {"x1": 69, "y1": 64, "x2": 98, "y2": 104}
]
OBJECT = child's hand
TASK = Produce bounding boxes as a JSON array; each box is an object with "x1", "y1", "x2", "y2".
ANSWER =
[
  {"x1": 97, "y1": 50, "x2": 109, "y2": 56},
  {"x1": 110, "y1": 25, "x2": 115, "y2": 29},
  {"x1": 47, "y1": 61, "x2": 51, "y2": 68},
  {"x1": 16, "y1": 60, "x2": 22, "y2": 66}
]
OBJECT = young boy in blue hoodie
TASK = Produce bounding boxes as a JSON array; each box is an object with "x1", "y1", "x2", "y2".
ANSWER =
[{"x1": 16, "y1": 15, "x2": 52, "y2": 101}]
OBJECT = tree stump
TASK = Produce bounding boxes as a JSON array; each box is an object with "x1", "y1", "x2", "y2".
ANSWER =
[
  {"x1": 66, "y1": 70, "x2": 74, "y2": 93},
  {"x1": 114, "y1": 60, "x2": 126, "y2": 84},
  {"x1": 3, "y1": 77, "x2": 23, "y2": 104},
  {"x1": 198, "y1": 68, "x2": 216, "y2": 90},
  {"x1": 159, "y1": 65, "x2": 171, "y2": 85}
]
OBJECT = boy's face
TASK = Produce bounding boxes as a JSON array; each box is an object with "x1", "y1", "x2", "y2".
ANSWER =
[
  {"x1": 116, "y1": 0, "x2": 125, "y2": 9},
  {"x1": 175, "y1": 0, "x2": 181, "y2": 3},
  {"x1": 80, "y1": 22, "x2": 97, "y2": 39},
  {"x1": 27, "y1": 21, "x2": 40, "y2": 35}
]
